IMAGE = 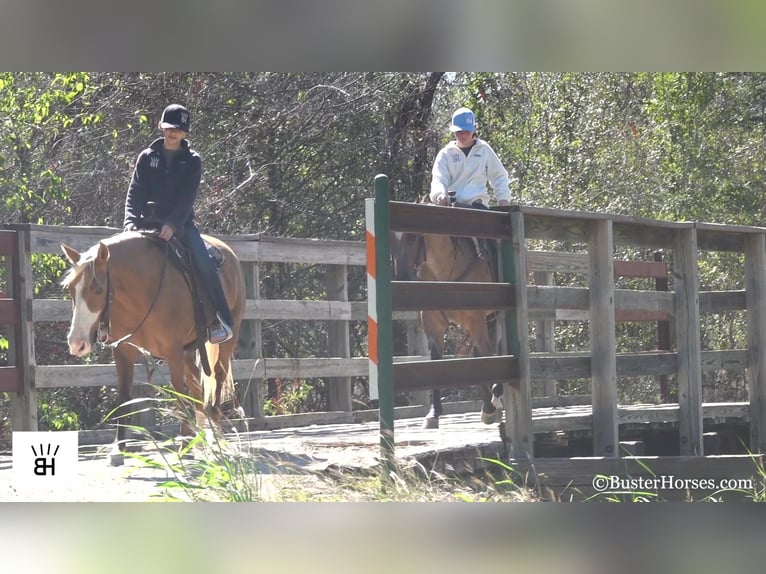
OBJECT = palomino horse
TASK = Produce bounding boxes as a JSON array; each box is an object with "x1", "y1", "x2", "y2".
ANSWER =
[
  {"x1": 391, "y1": 227, "x2": 503, "y2": 429},
  {"x1": 61, "y1": 231, "x2": 246, "y2": 463}
]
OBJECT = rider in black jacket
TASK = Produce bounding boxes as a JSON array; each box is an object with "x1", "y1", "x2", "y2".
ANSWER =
[{"x1": 123, "y1": 103, "x2": 233, "y2": 344}]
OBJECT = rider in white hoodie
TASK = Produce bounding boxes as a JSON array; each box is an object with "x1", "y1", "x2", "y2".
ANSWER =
[{"x1": 430, "y1": 107, "x2": 511, "y2": 209}]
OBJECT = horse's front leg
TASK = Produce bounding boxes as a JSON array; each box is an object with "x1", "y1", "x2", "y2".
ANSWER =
[
  {"x1": 421, "y1": 311, "x2": 446, "y2": 429},
  {"x1": 109, "y1": 343, "x2": 141, "y2": 466},
  {"x1": 167, "y1": 351, "x2": 197, "y2": 443}
]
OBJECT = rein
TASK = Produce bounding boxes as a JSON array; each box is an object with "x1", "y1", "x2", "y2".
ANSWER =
[
  {"x1": 451, "y1": 238, "x2": 488, "y2": 282},
  {"x1": 97, "y1": 240, "x2": 170, "y2": 349}
]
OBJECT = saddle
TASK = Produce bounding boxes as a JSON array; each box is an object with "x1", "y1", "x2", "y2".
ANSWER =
[
  {"x1": 138, "y1": 226, "x2": 225, "y2": 376},
  {"x1": 143, "y1": 232, "x2": 224, "y2": 325}
]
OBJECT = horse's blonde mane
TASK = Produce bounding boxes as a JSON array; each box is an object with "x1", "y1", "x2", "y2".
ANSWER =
[
  {"x1": 60, "y1": 244, "x2": 101, "y2": 288},
  {"x1": 61, "y1": 231, "x2": 136, "y2": 288}
]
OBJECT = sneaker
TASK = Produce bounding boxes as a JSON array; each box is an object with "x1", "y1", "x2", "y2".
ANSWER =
[{"x1": 208, "y1": 318, "x2": 233, "y2": 344}]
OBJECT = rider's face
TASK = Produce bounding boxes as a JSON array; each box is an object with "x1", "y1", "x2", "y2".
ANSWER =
[{"x1": 454, "y1": 130, "x2": 475, "y2": 148}]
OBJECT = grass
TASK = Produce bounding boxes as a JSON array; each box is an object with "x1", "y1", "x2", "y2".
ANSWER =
[
  {"x1": 102, "y1": 382, "x2": 766, "y2": 502},
  {"x1": 103, "y1": 389, "x2": 538, "y2": 501}
]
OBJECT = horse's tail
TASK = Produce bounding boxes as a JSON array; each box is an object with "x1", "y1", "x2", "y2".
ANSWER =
[{"x1": 199, "y1": 342, "x2": 236, "y2": 411}]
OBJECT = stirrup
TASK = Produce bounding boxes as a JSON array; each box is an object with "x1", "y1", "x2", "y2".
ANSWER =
[
  {"x1": 208, "y1": 317, "x2": 233, "y2": 344},
  {"x1": 472, "y1": 237, "x2": 485, "y2": 259}
]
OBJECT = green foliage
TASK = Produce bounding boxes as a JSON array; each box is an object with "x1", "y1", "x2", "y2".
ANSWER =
[
  {"x1": 5, "y1": 72, "x2": 766, "y2": 420},
  {"x1": 263, "y1": 378, "x2": 313, "y2": 416},
  {"x1": 38, "y1": 400, "x2": 79, "y2": 431}
]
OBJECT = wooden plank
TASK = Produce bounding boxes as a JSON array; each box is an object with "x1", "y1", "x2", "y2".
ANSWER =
[
  {"x1": 613, "y1": 259, "x2": 667, "y2": 278},
  {"x1": 589, "y1": 219, "x2": 618, "y2": 457},
  {"x1": 504, "y1": 210, "x2": 533, "y2": 459},
  {"x1": 533, "y1": 271, "x2": 557, "y2": 398},
  {"x1": 0, "y1": 366, "x2": 21, "y2": 392},
  {"x1": 0, "y1": 230, "x2": 17, "y2": 256},
  {"x1": 696, "y1": 221, "x2": 766, "y2": 253},
  {"x1": 528, "y1": 251, "x2": 588, "y2": 274},
  {"x1": 389, "y1": 201, "x2": 512, "y2": 239},
  {"x1": 326, "y1": 264, "x2": 352, "y2": 412},
  {"x1": 611, "y1": 222, "x2": 679, "y2": 249},
  {"x1": 27, "y1": 225, "x2": 119, "y2": 254},
  {"x1": 528, "y1": 285, "x2": 589, "y2": 311},
  {"x1": 0, "y1": 298, "x2": 18, "y2": 325},
  {"x1": 615, "y1": 289, "x2": 674, "y2": 315},
  {"x1": 531, "y1": 402, "x2": 750, "y2": 434},
  {"x1": 701, "y1": 349, "x2": 747, "y2": 371},
  {"x1": 9, "y1": 227, "x2": 36, "y2": 430},
  {"x1": 27, "y1": 223, "x2": 368, "y2": 266},
  {"x1": 391, "y1": 281, "x2": 515, "y2": 311},
  {"x1": 699, "y1": 290, "x2": 747, "y2": 313},
  {"x1": 36, "y1": 357, "x2": 374, "y2": 389},
  {"x1": 230, "y1": 236, "x2": 366, "y2": 265},
  {"x1": 527, "y1": 251, "x2": 668, "y2": 278},
  {"x1": 518, "y1": 205, "x2": 689, "y2": 247},
  {"x1": 529, "y1": 351, "x2": 678, "y2": 381},
  {"x1": 30, "y1": 346, "x2": 747, "y2": 391},
  {"x1": 35, "y1": 298, "x2": 372, "y2": 323},
  {"x1": 393, "y1": 356, "x2": 517, "y2": 393},
  {"x1": 528, "y1": 286, "x2": 674, "y2": 319},
  {"x1": 238, "y1": 261, "x2": 264, "y2": 420},
  {"x1": 507, "y1": 455, "x2": 763, "y2": 489},
  {"x1": 745, "y1": 233, "x2": 766, "y2": 454},
  {"x1": 674, "y1": 226, "x2": 704, "y2": 455}
]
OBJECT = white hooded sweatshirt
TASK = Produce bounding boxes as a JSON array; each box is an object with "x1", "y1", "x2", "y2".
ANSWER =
[{"x1": 429, "y1": 138, "x2": 510, "y2": 207}]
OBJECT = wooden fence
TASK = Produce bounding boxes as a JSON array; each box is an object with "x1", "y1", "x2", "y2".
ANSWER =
[
  {"x1": 2, "y1": 223, "x2": 383, "y2": 434},
  {"x1": 367, "y1": 174, "x2": 766, "y2": 461}
]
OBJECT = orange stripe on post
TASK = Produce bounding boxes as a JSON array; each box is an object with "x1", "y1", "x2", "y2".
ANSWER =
[{"x1": 368, "y1": 318, "x2": 378, "y2": 364}]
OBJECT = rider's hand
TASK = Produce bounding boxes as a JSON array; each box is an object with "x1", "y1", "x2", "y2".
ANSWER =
[
  {"x1": 124, "y1": 223, "x2": 139, "y2": 232},
  {"x1": 436, "y1": 194, "x2": 449, "y2": 206},
  {"x1": 159, "y1": 224, "x2": 175, "y2": 241}
]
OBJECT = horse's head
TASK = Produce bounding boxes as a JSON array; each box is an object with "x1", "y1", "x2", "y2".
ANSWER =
[{"x1": 61, "y1": 241, "x2": 110, "y2": 356}]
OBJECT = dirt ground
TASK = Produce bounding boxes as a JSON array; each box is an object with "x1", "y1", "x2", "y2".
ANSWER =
[{"x1": 0, "y1": 413, "x2": 504, "y2": 502}]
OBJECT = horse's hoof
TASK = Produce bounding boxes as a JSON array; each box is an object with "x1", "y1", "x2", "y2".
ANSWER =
[
  {"x1": 108, "y1": 451, "x2": 125, "y2": 467},
  {"x1": 422, "y1": 416, "x2": 439, "y2": 429},
  {"x1": 481, "y1": 409, "x2": 501, "y2": 425}
]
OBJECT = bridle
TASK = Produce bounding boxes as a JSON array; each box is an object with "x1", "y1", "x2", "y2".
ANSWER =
[{"x1": 88, "y1": 241, "x2": 170, "y2": 349}]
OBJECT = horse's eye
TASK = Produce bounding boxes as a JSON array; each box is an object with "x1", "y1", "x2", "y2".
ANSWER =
[{"x1": 94, "y1": 286, "x2": 103, "y2": 295}]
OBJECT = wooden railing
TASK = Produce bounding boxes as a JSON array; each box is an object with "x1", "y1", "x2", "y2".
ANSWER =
[{"x1": 366, "y1": 177, "x2": 766, "y2": 460}]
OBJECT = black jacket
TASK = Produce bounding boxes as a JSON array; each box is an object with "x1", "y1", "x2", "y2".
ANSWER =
[{"x1": 123, "y1": 138, "x2": 202, "y2": 233}]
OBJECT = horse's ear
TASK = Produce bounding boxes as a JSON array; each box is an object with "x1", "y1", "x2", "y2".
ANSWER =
[
  {"x1": 60, "y1": 243, "x2": 81, "y2": 265},
  {"x1": 96, "y1": 242, "x2": 110, "y2": 263}
]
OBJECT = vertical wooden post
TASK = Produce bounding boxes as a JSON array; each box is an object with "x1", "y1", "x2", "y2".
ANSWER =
[
  {"x1": 674, "y1": 225, "x2": 703, "y2": 455},
  {"x1": 654, "y1": 251, "x2": 672, "y2": 403},
  {"x1": 9, "y1": 225, "x2": 37, "y2": 431},
  {"x1": 502, "y1": 209, "x2": 532, "y2": 461},
  {"x1": 745, "y1": 233, "x2": 766, "y2": 454},
  {"x1": 326, "y1": 264, "x2": 352, "y2": 413},
  {"x1": 589, "y1": 219, "x2": 618, "y2": 457},
  {"x1": 533, "y1": 271, "x2": 557, "y2": 399},
  {"x1": 366, "y1": 175, "x2": 395, "y2": 471},
  {"x1": 238, "y1": 260, "x2": 264, "y2": 422}
]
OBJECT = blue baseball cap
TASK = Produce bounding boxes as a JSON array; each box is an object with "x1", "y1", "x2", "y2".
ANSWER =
[{"x1": 450, "y1": 107, "x2": 476, "y2": 132}]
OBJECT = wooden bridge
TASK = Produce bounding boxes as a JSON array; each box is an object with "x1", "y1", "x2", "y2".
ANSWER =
[{"x1": 366, "y1": 174, "x2": 766, "y2": 489}]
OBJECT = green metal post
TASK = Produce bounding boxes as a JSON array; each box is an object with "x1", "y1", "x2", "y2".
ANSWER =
[{"x1": 372, "y1": 174, "x2": 395, "y2": 472}]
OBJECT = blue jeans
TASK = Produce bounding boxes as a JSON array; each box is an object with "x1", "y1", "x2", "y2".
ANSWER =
[{"x1": 179, "y1": 223, "x2": 234, "y2": 327}]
